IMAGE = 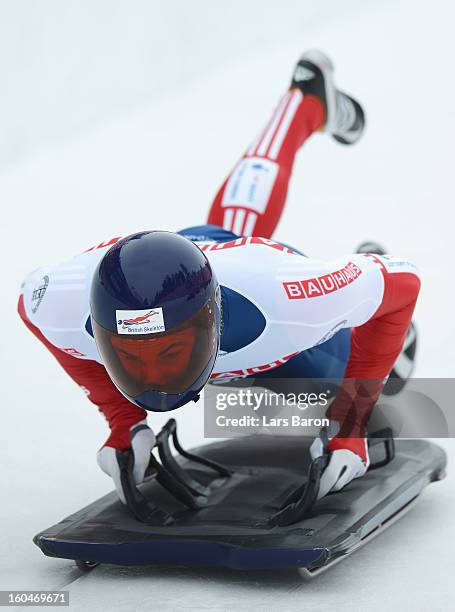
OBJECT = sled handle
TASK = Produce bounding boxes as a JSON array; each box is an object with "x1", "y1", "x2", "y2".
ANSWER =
[
  {"x1": 158, "y1": 419, "x2": 231, "y2": 481},
  {"x1": 152, "y1": 418, "x2": 231, "y2": 503},
  {"x1": 367, "y1": 427, "x2": 395, "y2": 470},
  {"x1": 268, "y1": 453, "x2": 330, "y2": 527},
  {"x1": 268, "y1": 428, "x2": 330, "y2": 527},
  {"x1": 268, "y1": 428, "x2": 396, "y2": 527},
  {"x1": 122, "y1": 419, "x2": 231, "y2": 523},
  {"x1": 117, "y1": 449, "x2": 174, "y2": 526}
]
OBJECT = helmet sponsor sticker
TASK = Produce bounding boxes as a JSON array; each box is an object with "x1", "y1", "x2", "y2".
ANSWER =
[{"x1": 116, "y1": 307, "x2": 165, "y2": 335}]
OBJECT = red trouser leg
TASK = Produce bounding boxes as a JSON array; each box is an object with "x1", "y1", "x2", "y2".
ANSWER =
[
  {"x1": 207, "y1": 89, "x2": 324, "y2": 238},
  {"x1": 17, "y1": 295, "x2": 146, "y2": 450}
]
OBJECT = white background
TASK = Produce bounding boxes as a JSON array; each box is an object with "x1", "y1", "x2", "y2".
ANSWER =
[{"x1": 1, "y1": 0, "x2": 454, "y2": 610}]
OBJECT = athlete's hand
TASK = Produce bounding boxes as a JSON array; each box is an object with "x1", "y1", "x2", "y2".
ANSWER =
[
  {"x1": 310, "y1": 436, "x2": 369, "y2": 500},
  {"x1": 97, "y1": 419, "x2": 156, "y2": 503}
]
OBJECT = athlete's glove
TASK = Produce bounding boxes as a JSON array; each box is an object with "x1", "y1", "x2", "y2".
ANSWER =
[
  {"x1": 97, "y1": 419, "x2": 156, "y2": 504},
  {"x1": 310, "y1": 435, "x2": 370, "y2": 500}
]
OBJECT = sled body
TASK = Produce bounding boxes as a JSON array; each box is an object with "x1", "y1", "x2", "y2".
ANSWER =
[{"x1": 34, "y1": 436, "x2": 446, "y2": 574}]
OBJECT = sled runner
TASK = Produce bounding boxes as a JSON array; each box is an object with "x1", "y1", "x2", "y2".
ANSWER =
[{"x1": 34, "y1": 420, "x2": 446, "y2": 576}]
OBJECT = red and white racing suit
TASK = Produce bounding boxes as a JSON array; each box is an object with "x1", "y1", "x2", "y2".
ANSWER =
[{"x1": 18, "y1": 90, "x2": 420, "y2": 459}]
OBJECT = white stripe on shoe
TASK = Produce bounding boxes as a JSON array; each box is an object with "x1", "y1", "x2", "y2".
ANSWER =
[{"x1": 268, "y1": 89, "x2": 303, "y2": 160}]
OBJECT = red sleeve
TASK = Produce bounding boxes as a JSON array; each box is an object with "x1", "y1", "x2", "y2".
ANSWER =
[
  {"x1": 328, "y1": 255, "x2": 421, "y2": 437},
  {"x1": 17, "y1": 294, "x2": 146, "y2": 450}
]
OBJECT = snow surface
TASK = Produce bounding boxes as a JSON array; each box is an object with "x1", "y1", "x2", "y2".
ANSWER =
[{"x1": 1, "y1": 0, "x2": 455, "y2": 610}]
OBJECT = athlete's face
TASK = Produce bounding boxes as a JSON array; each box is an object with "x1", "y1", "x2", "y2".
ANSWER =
[{"x1": 111, "y1": 327, "x2": 196, "y2": 387}]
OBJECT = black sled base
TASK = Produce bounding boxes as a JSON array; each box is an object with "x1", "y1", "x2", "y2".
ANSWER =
[{"x1": 34, "y1": 434, "x2": 446, "y2": 574}]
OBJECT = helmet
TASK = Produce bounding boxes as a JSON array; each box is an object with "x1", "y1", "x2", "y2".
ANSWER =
[{"x1": 90, "y1": 231, "x2": 221, "y2": 411}]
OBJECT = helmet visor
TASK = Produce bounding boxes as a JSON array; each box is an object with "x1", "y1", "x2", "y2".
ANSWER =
[{"x1": 93, "y1": 299, "x2": 218, "y2": 397}]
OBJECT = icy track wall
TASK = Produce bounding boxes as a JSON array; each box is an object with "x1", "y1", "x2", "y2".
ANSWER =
[{"x1": 1, "y1": 0, "x2": 362, "y2": 169}]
